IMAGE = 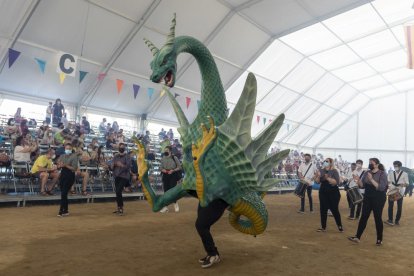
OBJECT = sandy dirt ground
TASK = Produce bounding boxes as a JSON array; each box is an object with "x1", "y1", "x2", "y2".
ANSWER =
[{"x1": 0, "y1": 192, "x2": 413, "y2": 276}]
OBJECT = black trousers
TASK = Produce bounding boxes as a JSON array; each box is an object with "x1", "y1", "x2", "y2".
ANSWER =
[
  {"x1": 405, "y1": 184, "x2": 413, "y2": 197},
  {"x1": 59, "y1": 168, "x2": 75, "y2": 214},
  {"x1": 319, "y1": 189, "x2": 342, "y2": 229},
  {"x1": 388, "y1": 197, "x2": 403, "y2": 223},
  {"x1": 356, "y1": 193, "x2": 386, "y2": 241},
  {"x1": 300, "y1": 185, "x2": 313, "y2": 211},
  {"x1": 115, "y1": 177, "x2": 129, "y2": 208},
  {"x1": 195, "y1": 199, "x2": 229, "y2": 256},
  {"x1": 162, "y1": 173, "x2": 177, "y2": 203}
]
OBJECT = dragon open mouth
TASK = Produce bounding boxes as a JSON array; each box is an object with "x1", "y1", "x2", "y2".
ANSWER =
[{"x1": 164, "y1": 70, "x2": 174, "y2": 87}]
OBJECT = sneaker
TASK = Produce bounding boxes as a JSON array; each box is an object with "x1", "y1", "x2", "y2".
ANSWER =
[
  {"x1": 198, "y1": 256, "x2": 209, "y2": 264},
  {"x1": 376, "y1": 240, "x2": 383, "y2": 246},
  {"x1": 297, "y1": 210, "x2": 305, "y2": 214},
  {"x1": 174, "y1": 203, "x2": 179, "y2": 212},
  {"x1": 159, "y1": 207, "x2": 169, "y2": 213},
  {"x1": 316, "y1": 228, "x2": 326, "y2": 232},
  {"x1": 395, "y1": 221, "x2": 400, "y2": 226},
  {"x1": 384, "y1": 220, "x2": 394, "y2": 226},
  {"x1": 347, "y1": 216, "x2": 355, "y2": 220},
  {"x1": 113, "y1": 209, "x2": 124, "y2": 216},
  {"x1": 338, "y1": 226, "x2": 344, "y2": 233},
  {"x1": 327, "y1": 210, "x2": 333, "y2": 217},
  {"x1": 57, "y1": 211, "x2": 69, "y2": 217},
  {"x1": 348, "y1": 236, "x2": 360, "y2": 244},
  {"x1": 201, "y1": 255, "x2": 221, "y2": 269}
]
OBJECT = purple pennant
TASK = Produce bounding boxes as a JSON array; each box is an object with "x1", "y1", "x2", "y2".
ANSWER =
[
  {"x1": 133, "y1": 84, "x2": 140, "y2": 99},
  {"x1": 8, "y1": 48, "x2": 21, "y2": 68}
]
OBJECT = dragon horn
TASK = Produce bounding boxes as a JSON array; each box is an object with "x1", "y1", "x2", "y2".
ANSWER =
[
  {"x1": 165, "y1": 13, "x2": 176, "y2": 46},
  {"x1": 143, "y1": 38, "x2": 159, "y2": 56}
]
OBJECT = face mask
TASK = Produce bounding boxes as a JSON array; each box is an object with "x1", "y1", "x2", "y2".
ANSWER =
[
  {"x1": 368, "y1": 164, "x2": 374, "y2": 170},
  {"x1": 51, "y1": 155, "x2": 56, "y2": 159},
  {"x1": 164, "y1": 152, "x2": 169, "y2": 156},
  {"x1": 88, "y1": 148, "x2": 93, "y2": 153},
  {"x1": 305, "y1": 158, "x2": 310, "y2": 163},
  {"x1": 119, "y1": 148, "x2": 125, "y2": 153},
  {"x1": 323, "y1": 161, "x2": 329, "y2": 168},
  {"x1": 394, "y1": 167, "x2": 400, "y2": 171},
  {"x1": 356, "y1": 164, "x2": 362, "y2": 169},
  {"x1": 65, "y1": 149, "x2": 72, "y2": 155}
]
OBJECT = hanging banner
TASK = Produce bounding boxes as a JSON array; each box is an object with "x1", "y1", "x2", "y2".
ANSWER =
[
  {"x1": 35, "y1": 58, "x2": 46, "y2": 73},
  {"x1": 56, "y1": 52, "x2": 78, "y2": 77},
  {"x1": 116, "y1": 79, "x2": 124, "y2": 94},
  {"x1": 79, "y1": 70, "x2": 88, "y2": 83},
  {"x1": 133, "y1": 84, "x2": 140, "y2": 99},
  {"x1": 256, "y1": 115, "x2": 260, "y2": 124},
  {"x1": 404, "y1": 24, "x2": 414, "y2": 69},
  {"x1": 147, "y1": 87, "x2": 154, "y2": 99},
  {"x1": 8, "y1": 48, "x2": 21, "y2": 68},
  {"x1": 59, "y1": 72, "x2": 66, "y2": 84},
  {"x1": 186, "y1": 97, "x2": 191, "y2": 109}
]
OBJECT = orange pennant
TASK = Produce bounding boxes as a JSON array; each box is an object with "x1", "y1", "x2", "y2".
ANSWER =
[{"x1": 116, "y1": 79, "x2": 124, "y2": 94}]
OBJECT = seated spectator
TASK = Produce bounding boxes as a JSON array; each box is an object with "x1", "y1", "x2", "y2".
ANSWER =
[
  {"x1": 31, "y1": 149, "x2": 59, "y2": 195},
  {"x1": 81, "y1": 116, "x2": 90, "y2": 134},
  {"x1": 99, "y1": 118, "x2": 107, "y2": 133},
  {"x1": 41, "y1": 128, "x2": 54, "y2": 145},
  {"x1": 158, "y1": 128, "x2": 166, "y2": 140},
  {"x1": 54, "y1": 128, "x2": 70, "y2": 146},
  {"x1": 106, "y1": 133, "x2": 118, "y2": 150},
  {"x1": 160, "y1": 135, "x2": 171, "y2": 151},
  {"x1": 13, "y1": 136, "x2": 37, "y2": 163},
  {"x1": 70, "y1": 146, "x2": 91, "y2": 196},
  {"x1": 19, "y1": 119, "x2": 29, "y2": 137},
  {"x1": 143, "y1": 130, "x2": 151, "y2": 145},
  {"x1": 4, "y1": 118, "x2": 20, "y2": 138},
  {"x1": 116, "y1": 129, "x2": 125, "y2": 144}
]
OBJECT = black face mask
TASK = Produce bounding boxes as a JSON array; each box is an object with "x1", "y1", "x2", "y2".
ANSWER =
[
  {"x1": 164, "y1": 152, "x2": 169, "y2": 156},
  {"x1": 119, "y1": 148, "x2": 125, "y2": 153},
  {"x1": 368, "y1": 164, "x2": 374, "y2": 170}
]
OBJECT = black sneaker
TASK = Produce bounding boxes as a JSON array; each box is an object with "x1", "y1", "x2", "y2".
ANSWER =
[
  {"x1": 201, "y1": 255, "x2": 220, "y2": 269},
  {"x1": 113, "y1": 209, "x2": 124, "y2": 216},
  {"x1": 338, "y1": 226, "x2": 344, "y2": 233},
  {"x1": 395, "y1": 221, "x2": 400, "y2": 226},
  {"x1": 198, "y1": 256, "x2": 208, "y2": 264},
  {"x1": 376, "y1": 240, "x2": 383, "y2": 246}
]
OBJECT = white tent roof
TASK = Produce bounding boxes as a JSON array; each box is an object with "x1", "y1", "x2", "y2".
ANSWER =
[{"x1": 2, "y1": 0, "x2": 414, "y2": 166}]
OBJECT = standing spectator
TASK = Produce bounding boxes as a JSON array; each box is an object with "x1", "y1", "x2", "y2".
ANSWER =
[
  {"x1": 168, "y1": 128, "x2": 174, "y2": 140},
  {"x1": 81, "y1": 116, "x2": 90, "y2": 134},
  {"x1": 52, "y1": 98, "x2": 65, "y2": 125},
  {"x1": 45, "y1": 102, "x2": 52, "y2": 125},
  {"x1": 158, "y1": 128, "x2": 166, "y2": 140},
  {"x1": 61, "y1": 113, "x2": 68, "y2": 128},
  {"x1": 112, "y1": 121, "x2": 119, "y2": 133},
  {"x1": 99, "y1": 118, "x2": 107, "y2": 133},
  {"x1": 14, "y1": 107, "x2": 22, "y2": 125},
  {"x1": 143, "y1": 130, "x2": 151, "y2": 145},
  {"x1": 56, "y1": 143, "x2": 79, "y2": 217},
  {"x1": 110, "y1": 143, "x2": 131, "y2": 215},
  {"x1": 106, "y1": 133, "x2": 117, "y2": 150},
  {"x1": 159, "y1": 146, "x2": 181, "y2": 213}
]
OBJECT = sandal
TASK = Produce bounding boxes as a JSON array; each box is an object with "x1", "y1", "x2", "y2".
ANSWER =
[
  {"x1": 82, "y1": 191, "x2": 91, "y2": 196},
  {"x1": 46, "y1": 190, "x2": 54, "y2": 196},
  {"x1": 70, "y1": 191, "x2": 77, "y2": 195}
]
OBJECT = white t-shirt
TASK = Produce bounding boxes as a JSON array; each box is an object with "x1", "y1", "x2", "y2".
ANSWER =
[
  {"x1": 13, "y1": 145, "x2": 31, "y2": 162},
  {"x1": 388, "y1": 170, "x2": 409, "y2": 196},
  {"x1": 349, "y1": 169, "x2": 365, "y2": 189},
  {"x1": 298, "y1": 162, "x2": 318, "y2": 185}
]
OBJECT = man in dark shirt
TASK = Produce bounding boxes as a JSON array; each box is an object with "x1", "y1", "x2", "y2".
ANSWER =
[
  {"x1": 81, "y1": 116, "x2": 90, "y2": 134},
  {"x1": 110, "y1": 143, "x2": 131, "y2": 215}
]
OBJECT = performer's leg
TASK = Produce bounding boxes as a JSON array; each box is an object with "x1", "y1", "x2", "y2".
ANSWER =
[
  {"x1": 307, "y1": 186, "x2": 313, "y2": 212},
  {"x1": 373, "y1": 194, "x2": 386, "y2": 242},
  {"x1": 395, "y1": 197, "x2": 403, "y2": 224},
  {"x1": 195, "y1": 199, "x2": 229, "y2": 256},
  {"x1": 319, "y1": 191, "x2": 328, "y2": 229},
  {"x1": 328, "y1": 190, "x2": 343, "y2": 230},
  {"x1": 356, "y1": 197, "x2": 372, "y2": 240}
]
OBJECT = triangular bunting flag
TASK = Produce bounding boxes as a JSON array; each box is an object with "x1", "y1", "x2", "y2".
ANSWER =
[
  {"x1": 147, "y1": 87, "x2": 154, "y2": 99},
  {"x1": 98, "y1": 73, "x2": 106, "y2": 81},
  {"x1": 174, "y1": 93, "x2": 180, "y2": 98},
  {"x1": 59, "y1": 72, "x2": 66, "y2": 84},
  {"x1": 8, "y1": 48, "x2": 21, "y2": 68},
  {"x1": 197, "y1": 100, "x2": 201, "y2": 110},
  {"x1": 79, "y1": 71, "x2": 88, "y2": 83},
  {"x1": 35, "y1": 58, "x2": 46, "y2": 73},
  {"x1": 186, "y1": 97, "x2": 191, "y2": 109},
  {"x1": 256, "y1": 115, "x2": 260, "y2": 124},
  {"x1": 116, "y1": 79, "x2": 124, "y2": 94},
  {"x1": 133, "y1": 84, "x2": 140, "y2": 99},
  {"x1": 263, "y1": 117, "x2": 267, "y2": 125}
]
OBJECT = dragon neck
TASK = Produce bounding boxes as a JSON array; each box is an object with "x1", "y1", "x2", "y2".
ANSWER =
[{"x1": 175, "y1": 36, "x2": 228, "y2": 126}]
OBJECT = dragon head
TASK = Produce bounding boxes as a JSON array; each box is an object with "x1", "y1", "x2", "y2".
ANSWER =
[{"x1": 144, "y1": 13, "x2": 177, "y2": 88}]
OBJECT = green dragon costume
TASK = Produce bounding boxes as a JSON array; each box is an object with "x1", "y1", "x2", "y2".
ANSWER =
[{"x1": 134, "y1": 14, "x2": 289, "y2": 237}]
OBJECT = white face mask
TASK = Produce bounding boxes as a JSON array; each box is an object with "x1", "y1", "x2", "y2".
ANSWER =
[
  {"x1": 51, "y1": 155, "x2": 56, "y2": 159},
  {"x1": 356, "y1": 164, "x2": 362, "y2": 169}
]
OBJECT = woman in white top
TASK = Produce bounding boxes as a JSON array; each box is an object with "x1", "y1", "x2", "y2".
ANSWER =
[
  {"x1": 385, "y1": 161, "x2": 409, "y2": 226},
  {"x1": 13, "y1": 136, "x2": 37, "y2": 163}
]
